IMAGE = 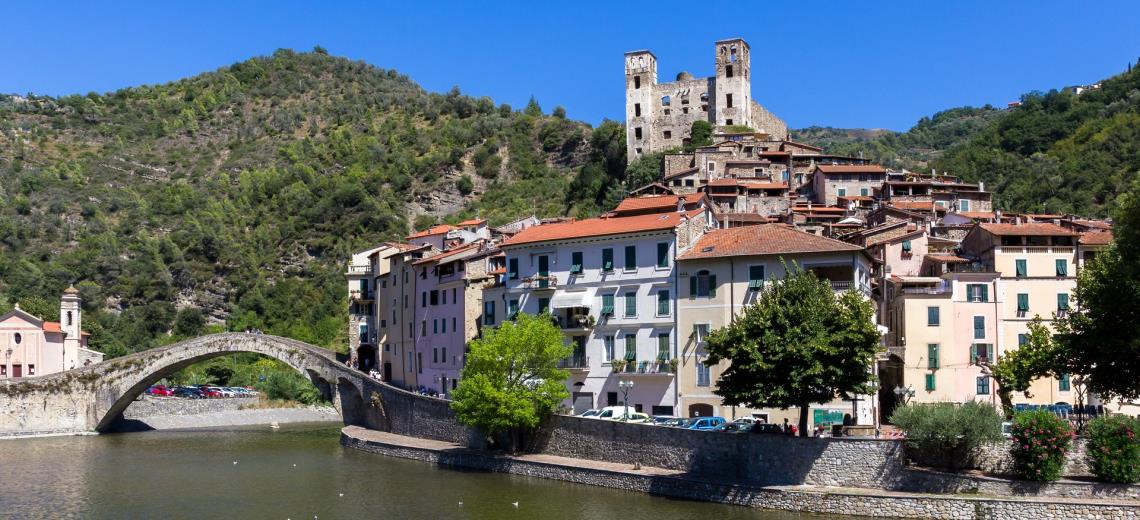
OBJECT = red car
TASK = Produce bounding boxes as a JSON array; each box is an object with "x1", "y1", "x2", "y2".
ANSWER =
[
  {"x1": 146, "y1": 385, "x2": 173, "y2": 397},
  {"x1": 197, "y1": 386, "x2": 222, "y2": 398}
]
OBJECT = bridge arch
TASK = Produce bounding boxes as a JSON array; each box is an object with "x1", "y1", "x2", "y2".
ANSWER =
[{"x1": 87, "y1": 333, "x2": 365, "y2": 432}]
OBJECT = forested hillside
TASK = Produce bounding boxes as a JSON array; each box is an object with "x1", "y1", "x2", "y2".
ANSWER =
[
  {"x1": 795, "y1": 60, "x2": 1140, "y2": 216},
  {"x1": 0, "y1": 48, "x2": 640, "y2": 357}
]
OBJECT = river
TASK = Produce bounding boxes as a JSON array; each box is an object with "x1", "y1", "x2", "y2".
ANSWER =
[{"x1": 0, "y1": 424, "x2": 857, "y2": 519}]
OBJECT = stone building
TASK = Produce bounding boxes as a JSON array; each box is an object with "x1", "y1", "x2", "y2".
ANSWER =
[
  {"x1": 0, "y1": 287, "x2": 102, "y2": 378},
  {"x1": 624, "y1": 38, "x2": 787, "y2": 162}
]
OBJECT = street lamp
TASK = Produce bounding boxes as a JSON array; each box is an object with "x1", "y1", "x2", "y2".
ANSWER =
[
  {"x1": 893, "y1": 384, "x2": 915, "y2": 407},
  {"x1": 619, "y1": 380, "x2": 634, "y2": 420}
]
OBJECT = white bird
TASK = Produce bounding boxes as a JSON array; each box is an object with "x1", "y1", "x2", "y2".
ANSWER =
[
  {"x1": 458, "y1": 502, "x2": 463, "y2": 507},
  {"x1": 338, "y1": 493, "x2": 344, "y2": 497},
  {"x1": 292, "y1": 464, "x2": 297, "y2": 467},
  {"x1": 232, "y1": 461, "x2": 238, "y2": 465},
  {"x1": 512, "y1": 501, "x2": 519, "y2": 508}
]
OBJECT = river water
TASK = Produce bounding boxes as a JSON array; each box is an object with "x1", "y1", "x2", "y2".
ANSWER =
[{"x1": 0, "y1": 424, "x2": 855, "y2": 519}]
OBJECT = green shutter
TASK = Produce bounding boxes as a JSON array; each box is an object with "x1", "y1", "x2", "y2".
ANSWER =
[
  {"x1": 657, "y1": 243, "x2": 669, "y2": 268},
  {"x1": 748, "y1": 266, "x2": 765, "y2": 289},
  {"x1": 1056, "y1": 259, "x2": 1068, "y2": 276},
  {"x1": 508, "y1": 258, "x2": 518, "y2": 279},
  {"x1": 708, "y1": 274, "x2": 717, "y2": 298},
  {"x1": 602, "y1": 248, "x2": 614, "y2": 272},
  {"x1": 625, "y1": 336, "x2": 636, "y2": 361},
  {"x1": 601, "y1": 294, "x2": 614, "y2": 315},
  {"x1": 625, "y1": 293, "x2": 636, "y2": 316},
  {"x1": 1059, "y1": 373, "x2": 1071, "y2": 391},
  {"x1": 1015, "y1": 259, "x2": 1027, "y2": 278},
  {"x1": 1058, "y1": 293, "x2": 1069, "y2": 311},
  {"x1": 927, "y1": 306, "x2": 939, "y2": 325},
  {"x1": 657, "y1": 291, "x2": 670, "y2": 315},
  {"x1": 689, "y1": 276, "x2": 698, "y2": 299},
  {"x1": 980, "y1": 284, "x2": 989, "y2": 302},
  {"x1": 657, "y1": 334, "x2": 669, "y2": 360},
  {"x1": 902, "y1": 240, "x2": 912, "y2": 252},
  {"x1": 1017, "y1": 293, "x2": 1029, "y2": 312},
  {"x1": 970, "y1": 344, "x2": 978, "y2": 364},
  {"x1": 927, "y1": 344, "x2": 939, "y2": 369},
  {"x1": 925, "y1": 373, "x2": 936, "y2": 392}
]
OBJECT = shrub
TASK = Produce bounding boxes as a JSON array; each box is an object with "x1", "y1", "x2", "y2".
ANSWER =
[
  {"x1": 1010, "y1": 410, "x2": 1073, "y2": 481},
  {"x1": 1086, "y1": 415, "x2": 1140, "y2": 483},
  {"x1": 456, "y1": 175, "x2": 474, "y2": 196},
  {"x1": 890, "y1": 402, "x2": 1004, "y2": 470}
]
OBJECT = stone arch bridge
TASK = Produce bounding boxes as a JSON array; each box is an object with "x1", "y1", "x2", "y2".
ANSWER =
[{"x1": 0, "y1": 333, "x2": 465, "y2": 440}]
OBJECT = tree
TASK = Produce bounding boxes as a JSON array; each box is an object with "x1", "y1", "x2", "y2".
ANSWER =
[
  {"x1": 1054, "y1": 178, "x2": 1140, "y2": 401},
  {"x1": 623, "y1": 152, "x2": 663, "y2": 192},
  {"x1": 524, "y1": 96, "x2": 543, "y2": 117},
  {"x1": 685, "y1": 120, "x2": 713, "y2": 151},
  {"x1": 704, "y1": 266, "x2": 881, "y2": 436},
  {"x1": 986, "y1": 317, "x2": 1061, "y2": 417},
  {"x1": 451, "y1": 313, "x2": 571, "y2": 449}
]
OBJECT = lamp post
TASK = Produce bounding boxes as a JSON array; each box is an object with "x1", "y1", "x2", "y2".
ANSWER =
[
  {"x1": 619, "y1": 380, "x2": 634, "y2": 420},
  {"x1": 893, "y1": 384, "x2": 915, "y2": 407},
  {"x1": 4, "y1": 347, "x2": 11, "y2": 379}
]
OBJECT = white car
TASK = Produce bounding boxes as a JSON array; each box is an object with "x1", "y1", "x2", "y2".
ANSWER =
[
  {"x1": 595, "y1": 406, "x2": 641, "y2": 420},
  {"x1": 577, "y1": 409, "x2": 601, "y2": 417},
  {"x1": 616, "y1": 412, "x2": 650, "y2": 423}
]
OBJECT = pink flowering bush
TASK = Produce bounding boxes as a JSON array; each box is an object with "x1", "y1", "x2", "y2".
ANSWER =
[
  {"x1": 1086, "y1": 415, "x2": 1140, "y2": 483},
  {"x1": 1010, "y1": 410, "x2": 1073, "y2": 481}
]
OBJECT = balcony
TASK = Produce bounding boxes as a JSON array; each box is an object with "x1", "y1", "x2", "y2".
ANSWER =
[
  {"x1": 901, "y1": 286, "x2": 951, "y2": 295},
  {"x1": 996, "y1": 246, "x2": 1075, "y2": 255},
  {"x1": 610, "y1": 359, "x2": 676, "y2": 376},
  {"x1": 557, "y1": 355, "x2": 590, "y2": 372},
  {"x1": 521, "y1": 275, "x2": 557, "y2": 290},
  {"x1": 347, "y1": 264, "x2": 371, "y2": 275},
  {"x1": 349, "y1": 290, "x2": 374, "y2": 302}
]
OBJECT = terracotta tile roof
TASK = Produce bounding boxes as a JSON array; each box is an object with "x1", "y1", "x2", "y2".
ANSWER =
[
  {"x1": 815, "y1": 164, "x2": 887, "y2": 174},
  {"x1": 679, "y1": 224, "x2": 863, "y2": 260},
  {"x1": 502, "y1": 209, "x2": 706, "y2": 247},
  {"x1": 888, "y1": 201, "x2": 937, "y2": 211},
  {"x1": 956, "y1": 211, "x2": 997, "y2": 220},
  {"x1": 406, "y1": 224, "x2": 456, "y2": 239},
  {"x1": 707, "y1": 178, "x2": 741, "y2": 187},
  {"x1": 781, "y1": 139, "x2": 824, "y2": 152},
  {"x1": 412, "y1": 241, "x2": 483, "y2": 265},
  {"x1": 612, "y1": 193, "x2": 705, "y2": 214},
  {"x1": 1069, "y1": 219, "x2": 1112, "y2": 230},
  {"x1": 741, "y1": 182, "x2": 789, "y2": 190},
  {"x1": 42, "y1": 321, "x2": 61, "y2": 333},
  {"x1": 837, "y1": 195, "x2": 874, "y2": 202},
  {"x1": 926, "y1": 254, "x2": 970, "y2": 264},
  {"x1": 1079, "y1": 231, "x2": 1113, "y2": 245},
  {"x1": 717, "y1": 212, "x2": 773, "y2": 223},
  {"x1": 662, "y1": 167, "x2": 699, "y2": 181},
  {"x1": 792, "y1": 205, "x2": 847, "y2": 213},
  {"x1": 457, "y1": 218, "x2": 486, "y2": 227},
  {"x1": 978, "y1": 223, "x2": 1078, "y2": 237}
]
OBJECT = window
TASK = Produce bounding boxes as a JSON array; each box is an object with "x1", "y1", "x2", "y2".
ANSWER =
[
  {"x1": 966, "y1": 283, "x2": 989, "y2": 302},
  {"x1": 1015, "y1": 259, "x2": 1027, "y2": 278},
  {"x1": 927, "y1": 306, "x2": 940, "y2": 326},
  {"x1": 635, "y1": 127, "x2": 643, "y2": 140},
  {"x1": 430, "y1": 290, "x2": 439, "y2": 306},
  {"x1": 726, "y1": 93, "x2": 733, "y2": 108},
  {"x1": 14, "y1": 333, "x2": 21, "y2": 345},
  {"x1": 27, "y1": 364, "x2": 34, "y2": 376},
  {"x1": 624, "y1": 292, "x2": 637, "y2": 317},
  {"x1": 663, "y1": 130, "x2": 671, "y2": 139},
  {"x1": 403, "y1": 295, "x2": 408, "y2": 308},
  {"x1": 1059, "y1": 373, "x2": 1071, "y2": 392},
  {"x1": 601, "y1": 294, "x2": 615, "y2": 316},
  {"x1": 421, "y1": 291, "x2": 427, "y2": 307},
  {"x1": 442, "y1": 290, "x2": 447, "y2": 305},
  {"x1": 973, "y1": 316, "x2": 986, "y2": 339},
  {"x1": 901, "y1": 240, "x2": 913, "y2": 254},
  {"x1": 697, "y1": 360, "x2": 710, "y2": 387},
  {"x1": 570, "y1": 252, "x2": 583, "y2": 275},
  {"x1": 690, "y1": 270, "x2": 716, "y2": 298},
  {"x1": 927, "y1": 344, "x2": 940, "y2": 369},
  {"x1": 634, "y1": 76, "x2": 641, "y2": 89},
  {"x1": 452, "y1": 317, "x2": 456, "y2": 331},
  {"x1": 602, "y1": 248, "x2": 614, "y2": 272},
  {"x1": 748, "y1": 265, "x2": 765, "y2": 290},
  {"x1": 624, "y1": 335, "x2": 637, "y2": 362},
  {"x1": 976, "y1": 376, "x2": 990, "y2": 395},
  {"x1": 508, "y1": 299, "x2": 519, "y2": 319},
  {"x1": 708, "y1": 162, "x2": 715, "y2": 172},
  {"x1": 837, "y1": 187, "x2": 847, "y2": 197},
  {"x1": 693, "y1": 323, "x2": 710, "y2": 343},
  {"x1": 959, "y1": 199, "x2": 970, "y2": 212},
  {"x1": 1018, "y1": 333, "x2": 1028, "y2": 346},
  {"x1": 634, "y1": 103, "x2": 641, "y2": 117},
  {"x1": 433, "y1": 348, "x2": 438, "y2": 363},
  {"x1": 661, "y1": 95, "x2": 670, "y2": 106},
  {"x1": 607, "y1": 392, "x2": 618, "y2": 406},
  {"x1": 538, "y1": 297, "x2": 550, "y2": 314},
  {"x1": 925, "y1": 373, "x2": 936, "y2": 392},
  {"x1": 604, "y1": 336, "x2": 615, "y2": 362},
  {"x1": 1057, "y1": 293, "x2": 1070, "y2": 313},
  {"x1": 726, "y1": 65, "x2": 733, "y2": 78},
  {"x1": 417, "y1": 352, "x2": 423, "y2": 374},
  {"x1": 860, "y1": 187, "x2": 870, "y2": 197},
  {"x1": 442, "y1": 347, "x2": 447, "y2": 364},
  {"x1": 483, "y1": 301, "x2": 495, "y2": 325},
  {"x1": 421, "y1": 321, "x2": 427, "y2": 335},
  {"x1": 66, "y1": 311, "x2": 73, "y2": 326},
  {"x1": 657, "y1": 333, "x2": 670, "y2": 361},
  {"x1": 441, "y1": 319, "x2": 447, "y2": 334},
  {"x1": 1056, "y1": 259, "x2": 1068, "y2": 276},
  {"x1": 433, "y1": 319, "x2": 438, "y2": 334},
  {"x1": 624, "y1": 245, "x2": 637, "y2": 271},
  {"x1": 508, "y1": 258, "x2": 518, "y2": 279},
  {"x1": 971, "y1": 343, "x2": 994, "y2": 364},
  {"x1": 654, "y1": 243, "x2": 670, "y2": 269},
  {"x1": 1017, "y1": 293, "x2": 1029, "y2": 316},
  {"x1": 657, "y1": 290, "x2": 670, "y2": 316}
]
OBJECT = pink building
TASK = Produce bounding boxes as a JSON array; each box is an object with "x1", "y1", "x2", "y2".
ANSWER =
[{"x1": 1, "y1": 287, "x2": 102, "y2": 378}]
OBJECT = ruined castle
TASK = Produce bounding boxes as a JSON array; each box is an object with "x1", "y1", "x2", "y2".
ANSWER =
[{"x1": 624, "y1": 38, "x2": 788, "y2": 162}]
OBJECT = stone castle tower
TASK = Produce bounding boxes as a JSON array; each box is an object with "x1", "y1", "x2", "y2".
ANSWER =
[
  {"x1": 624, "y1": 38, "x2": 787, "y2": 163},
  {"x1": 60, "y1": 286, "x2": 81, "y2": 370}
]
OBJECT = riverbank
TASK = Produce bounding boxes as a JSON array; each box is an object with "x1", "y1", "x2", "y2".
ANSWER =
[
  {"x1": 111, "y1": 396, "x2": 340, "y2": 431},
  {"x1": 340, "y1": 426, "x2": 1140, "y2": 520}
]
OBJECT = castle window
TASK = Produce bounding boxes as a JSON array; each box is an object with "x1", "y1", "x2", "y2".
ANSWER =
[
  {"x1": 701, "y1": 105, "x2": 707, "y2": 112},
  {"x1": 708, "y1": 162, "x2": 716, "y2": 172},
  {"x1": 700, "y1": 93, "x2": 708, "y2": 102},
  {"x1": 634, "y1": 103, "x2": 641, "y2": 117},
  {"x1": 726, "y1": 119, "x2": 733, "y2": 126},
  {"x1": 726, "y1": 94, "x2": 733, "y2": 108},
  {"x1": 66, "y1": 311, "x2": 73, "y2": 326},
  {"x1": 663, "y1": 131, "x2": 671, "y2": 139},
  {"x1": 661, "y1": 95, "x2": 670, "y2": 107},
  {"x1": 730, "y1": 46, "x2": 738, "y2": 62},
  {"x1": 634, "y1": 127, "x2": 643, "y2": 140},
  {"x1": 635, "y1": 148, "x2": 642, "y2": 154},
  {"x1": 681, "y1": 97, "x2": 689, "y2": 105},
  {"x1": 726, "y1": 65, "x2": 734, "y2": 78},
  {"x1": 664, "y1": 109, "x2": 670, "y2": 115},
  {"x1": 682, "y1": 107, "x2": 689, "y2": 114},
  {"x1": 685, "y1": 179, "x2": 694, "y2": 187},
  {"x1": 634, "y1": 76, "x2": 641, "y2": 89}
]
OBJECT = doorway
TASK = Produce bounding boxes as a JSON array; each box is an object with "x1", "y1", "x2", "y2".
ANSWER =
[
  {"x1": 688, "y1": 403, "x2": 714, "y2": 418},
  {"x1": 572, "y1": 392, "x2": 594, "y2": 414},
  {"x1": 878, "y1": 354, "x2": 904, "y2": 424},
  {"x1": 12, "y1": 364, "x2": 22, "y2": 378}
]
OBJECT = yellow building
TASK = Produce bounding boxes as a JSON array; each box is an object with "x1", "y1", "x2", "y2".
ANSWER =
[{"x1": 676, "y1": 224, "x2": 877, "y2": 428}]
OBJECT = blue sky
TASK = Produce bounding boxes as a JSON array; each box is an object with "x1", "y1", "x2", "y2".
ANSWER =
[{"x1": 3, "y1": 1, "x2": 1139, "y2": 131}]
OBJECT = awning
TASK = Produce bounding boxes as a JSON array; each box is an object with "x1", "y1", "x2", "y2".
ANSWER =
[{"x1": 551, "y1": 291, "x2": 590, "y2": 309}]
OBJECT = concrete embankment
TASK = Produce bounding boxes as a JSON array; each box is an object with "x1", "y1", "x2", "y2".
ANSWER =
[
  {"x1": 111, "y1": 397, "x2": 340, "y2": 431},
  {"x1": 340, "y1": 426, "x2": 1140, "y2": 520}
]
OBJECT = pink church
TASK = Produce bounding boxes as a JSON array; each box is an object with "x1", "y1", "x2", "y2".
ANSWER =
[{"x1": 0, "y1": 287, "x2": 103, "y2": 379}]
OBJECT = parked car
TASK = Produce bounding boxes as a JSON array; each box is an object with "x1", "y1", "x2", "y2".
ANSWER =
[
  {"x1": 714, "y1": 422, "x2": 752, "y2": 433},
  {"x1": 731, "y1": 417, "x2": 758, "y2": 426},
  {"x1": 663, "y1": 418, "x2": 692, "y2": 428},
  {"x1": 146, "y1": 385, "x2": 173, "y2": 397},
  {"x1": 243, "y1": 386, "x2": 261, "y2": 396},
  {"x1": 616, "y1": 412, "x2": 650, "y2": 423},
  {"x1": 595, "y1": 406, "x2": 635, "y2": 420},
  {"x1": 197, "y1": 386, "x2": 222, "y2": 398},
  {"x1": 686, "y1": 417, "x2": 727, "y2": 430},
  {"x1": 577, "y1": 409, "x2": 601, "y2": 417},
  {"x1": 751, "y1": 423, "x2": 785, "y2": 435},
  {"x1": 649, "y1": 415, "x2": 678, "y2": 425},
  {"x1": 210, "y1": 386, "x2": 236, "y2": 397},
  {"x1": 172, "y1": 387, "x2": 204, "y2": 399}
]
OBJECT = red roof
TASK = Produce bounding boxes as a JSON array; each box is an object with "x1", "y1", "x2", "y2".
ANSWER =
[
  {"x1": 612, "y1": 194, "x2": 705, "y2": 214},
  {"x1": 1079, "y1": 231, "x2": 1113, "y2": 245},
  {"x1": 741, "y1": 182, "x2": 789, "y2": 190},
  {"x1": 926, "y1": 254, "x2": 970, "y2": 264},
  {"x1": 406, "y1": 225, "x2": 456, "y2": 239},
  {"x1": 457, "y1": 218, "x2": 486, "y2": 227},
  {"x1": 792, "y1": 205, "x2": 847, "y2": 213},
  {"x1": 412, "y1": 242, "x2": 483, "y2": 265},
  {"x1": 956, "y1": 211, "x2": 997, "y2": 220},
  {"x1": 815, "y1": 164, "x2": 887, "y2": 174},
  {"x1": 43, "y1": 322, "x2": 62, "y2": 333},
  {"x1": 501, "y1": 210, "x2": 706, "y2": 247},
  {"x1": 978, "y1": 223, "x2": 1078, "y2": 237},
  {"x1": 679, "y1": 224, "x2": 863, "y2": 260},
  {"x1": 888, "y1": 201, "x2": 937, "y2": 211}
]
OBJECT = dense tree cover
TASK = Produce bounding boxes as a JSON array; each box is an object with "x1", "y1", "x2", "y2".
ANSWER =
[
  {"x1": 704, "y1": 267, "x2": 881, "y2": 437},
  {"x1": 0, "y1": 49, "x2": 629, "y2": 360},
  {"x1": 451, "y1": 313, "x2": 570, "y2": 448}
]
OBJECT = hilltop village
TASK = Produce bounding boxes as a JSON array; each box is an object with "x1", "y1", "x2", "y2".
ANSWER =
[{"x1": 344, "y1": 38, "x2": 1122, "y2": 430}]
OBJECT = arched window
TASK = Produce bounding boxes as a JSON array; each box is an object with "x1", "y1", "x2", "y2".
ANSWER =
[{"x1": 14, "y1": 333, "x2": 21, "y2": 345}]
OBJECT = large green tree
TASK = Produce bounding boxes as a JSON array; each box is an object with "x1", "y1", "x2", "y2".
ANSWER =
[
  {"x1": 451, "y1": 313, "x2": 571, "y2": 448},
  {"x1": 1054, "y1": 178, "x2": 1140, "y2": 401},
  {"x1": 704, "y1": 267, "x2": 881, "y2": 436}
]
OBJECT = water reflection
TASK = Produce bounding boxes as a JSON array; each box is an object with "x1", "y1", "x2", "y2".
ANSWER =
[{"x1": 0, "y1": 425, "x2": 856, "y2": 519}]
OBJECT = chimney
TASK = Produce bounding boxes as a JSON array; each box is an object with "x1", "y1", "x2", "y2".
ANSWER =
[{"x1": 978, "y1": 181, "x2": 984, "y2": 192}]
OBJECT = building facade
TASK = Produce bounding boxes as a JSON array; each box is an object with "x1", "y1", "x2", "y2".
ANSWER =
[{"x1": 0, "y1": 287, "x2": 102, "y2": 378}]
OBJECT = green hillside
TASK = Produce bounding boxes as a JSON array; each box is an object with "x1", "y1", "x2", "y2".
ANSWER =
[{"x1": 0, "y1": 48, "x2": 636, "y2": 356}]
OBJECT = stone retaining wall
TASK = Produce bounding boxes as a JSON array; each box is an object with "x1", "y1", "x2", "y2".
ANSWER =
[
  {"x1": 342, "y1": 428, "x2": 1139, "y2": 520},
  {"x1": 123, "y1": 397, "x2": 259, "y2": 418}
]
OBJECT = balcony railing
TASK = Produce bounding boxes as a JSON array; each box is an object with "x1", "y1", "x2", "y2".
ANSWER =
[
  {"x1": 901, "y1": 286, "x2": 951, "y2": 295},
  {"x1": 557, "y1": 355, "x2": 589, "y2": 370},
  {"x1": 611, "y1": 360, "x2": 676, "y2": 375},
  {"x1": 521, "y1": 275, "x2": 557, "y2": 290},
  {"x1": 347, "y1": 264, "x2": 371, "y2": 274},
  {"x1": 349, "y1": 290, "x2": 374, "y2": 301},
  {"x1": 996, "y1": 246, "x2": 1075, "y2": 254}
]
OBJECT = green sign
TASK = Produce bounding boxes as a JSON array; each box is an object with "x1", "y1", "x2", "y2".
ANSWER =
[{"x1": 813, "y1": 409, "x2": 845, "y2": 426}]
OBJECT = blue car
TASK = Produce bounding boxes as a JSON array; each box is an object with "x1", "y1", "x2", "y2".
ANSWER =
[{"x1": 686, "y1": 417, "x2": 727, "y2": 430}]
